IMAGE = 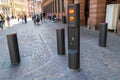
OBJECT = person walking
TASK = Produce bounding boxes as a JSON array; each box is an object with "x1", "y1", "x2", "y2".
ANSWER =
[
  {"x1": 21, "y1": 16, "x2": 24, "y2": 23},
  {"x1": 6, "y1": 15, "x2": 10, "y2": 27},
  {"x1": 52, "y1": 14, "x2": 56, "y2": 22},
  {"x1": 0, "y1": 14, "x2": 3, "y2": 30},
  {"x1": 0, "y1": 14, "x2": 4, "y2": 30},
  {"x1": 36, "y1": 14, "x2": 40, "y2": 25},
  {"x1": 18, "y1": 16, "x2": 20, "y2": 22},
  {"x1": 24, "y1": 15, "x2": 27, "y2": 23},
  {"x1": 43, "y1": 12, "x2": 46, "y2": 22},
  {"x1": 1, "y1": 14, "x2": 5, "y2": 28},
  {"x1": 40, "y1": 13, "x2": 43, "y2": 24},
  {"x1": 33, "y1": 14, "x2": 36, "y2": 25}
]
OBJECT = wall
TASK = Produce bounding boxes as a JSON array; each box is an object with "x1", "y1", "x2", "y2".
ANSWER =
[
  {"x1": 116, "y1": 0, "x2": 120, "y2": 3},
  {"x1": 78, "y1": 0, "x2": 85, "y2": 25},
  {"x1": 88, "y1": 0, "x2": 106, "y2": 30},
  {"x1": 67, "y1": 0, "x2": 85, "y2": 25}
]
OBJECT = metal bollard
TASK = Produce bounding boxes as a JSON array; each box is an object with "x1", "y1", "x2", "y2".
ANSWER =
[
  {"x1": 56, "y1": 28, "x2": 65, "y2": 55},
  {"x1": 99, "y1": 23, "x2": 108, "y2": 47},
  {"x1": 67, "y1": 4, "x2": 80, "y2": 71},
  {"x1": 62, "y1": 16, "x2": 66, "y2": 24},
  {"x1": 68, "y1": 49, "x2": 79, "y2": 70},
  {"x1": 7, "y1": 33, "x2": 20, "y2": 64}
]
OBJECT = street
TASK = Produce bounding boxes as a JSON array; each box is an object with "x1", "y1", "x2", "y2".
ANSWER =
[
  {"x1": 0, "y1": 19, "x2": 120, "y2": 80},
  {"x1": 3, "y1": 18, "x2": 32, "y2": 30}
]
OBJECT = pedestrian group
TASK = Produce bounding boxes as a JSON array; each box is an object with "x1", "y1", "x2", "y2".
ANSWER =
[
  {"x1": 32, "y1": 12, "x2": 57, "y2": 25},
  {"x1": 32, "y1": 12, "x2": 46, "y2": 25},
  {"x1": 0, "y1": 11, "x2": 57, "y2": 31}
]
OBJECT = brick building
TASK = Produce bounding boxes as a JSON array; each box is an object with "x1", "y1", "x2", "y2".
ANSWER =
[
  {"x1": 27, "y1": 0, "x2": 42, "y2": 16},
  {"x1": 42, "y1": 0, "x2": 120, "y2": 30}
]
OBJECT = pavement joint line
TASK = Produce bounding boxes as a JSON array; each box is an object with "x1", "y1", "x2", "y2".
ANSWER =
[{"x1": 21, "y1": 33, "x2": 53, "y2": 77}]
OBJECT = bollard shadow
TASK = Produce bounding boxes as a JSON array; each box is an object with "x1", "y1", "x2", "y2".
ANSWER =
[
  {"x1": 2, "y1": 60, "x2": 20, "y2": 69},
  {"x1": 10, "y1": 64, "x2": 20, "y2": 68},
  {"x1": 2, "y1": 56, "x2": 32, "y2": 69}
]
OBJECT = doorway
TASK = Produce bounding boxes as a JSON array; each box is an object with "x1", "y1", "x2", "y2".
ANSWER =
[
  {"x1": 85, "y1": 0, "x2": 90, "y2": 26},
  {"x1": 107, "y1": 0, "x2": 116, "y2": 4}
]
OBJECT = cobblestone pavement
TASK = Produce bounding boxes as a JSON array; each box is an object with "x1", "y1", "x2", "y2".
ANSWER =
[{"x1": 0, "y1": 20, "x2": 120, "y2": 80}]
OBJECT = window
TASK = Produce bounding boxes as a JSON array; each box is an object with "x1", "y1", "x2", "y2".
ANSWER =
[{"x1": 107, "y1": 0, "x2": 116, "y2": 4}]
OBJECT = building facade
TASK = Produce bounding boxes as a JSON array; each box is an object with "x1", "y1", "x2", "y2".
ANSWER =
[
  {"x1": 42, "y1": 0, "x2": 65, "y2": 20},
  {"x1": 0, "y1": 0, "x2": 29, "y2": 18},
  {"x1": 0, "y1": 0, "x2": 11, "y2": 16},
  {"x1": 27, "y1": 0, "x2": 34, "y2": 16},
  {"x1": 42, "y1": 0, "x2": 120, "y2": 30},
  {"x1": 14, "y1": 0, "x2": 26, "y2": 17},
  {"x1": 36, "y1": 1, "x2": 42, "y2": 13},
  {"x1": 10, "y1": 0, "x2": 15, "y2": 17},
  {"x1": 27, "y1": 0, "x2": 41, "y2": 16}
]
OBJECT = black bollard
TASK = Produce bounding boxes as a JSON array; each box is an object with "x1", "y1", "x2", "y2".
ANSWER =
[
  {"x1": 99, "y1": 23, "x2": 108, "y2": 47},
  {"x1": 68, "y1": 49, "x2": 79, "y2": 70},
  {"x1": 62, "y1": 16, "x2": 66, "y2": 24},
  {"x1": 56, "y1": 28, "x2": 65, "y2": 55},
  {"x1": 7, "y1": 33, "x2": 20, "y2": 64},
  {"x1": 67, "y1": 4, "x2": 80, "y2": 71}
]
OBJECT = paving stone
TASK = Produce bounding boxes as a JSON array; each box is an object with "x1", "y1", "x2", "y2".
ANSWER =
[{"x1": 0, "y1": 20, "x2": 120, "y2": 80}]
